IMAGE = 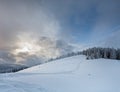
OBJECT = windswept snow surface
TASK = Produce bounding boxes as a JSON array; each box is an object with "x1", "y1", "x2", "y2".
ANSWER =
[{"x1": 0, "y1": 55, "x2": 120, "y2": 92}]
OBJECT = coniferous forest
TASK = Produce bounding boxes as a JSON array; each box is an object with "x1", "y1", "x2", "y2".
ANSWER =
[{"x1": 82, "y1": 47, "x2": 120, "y2": 60}]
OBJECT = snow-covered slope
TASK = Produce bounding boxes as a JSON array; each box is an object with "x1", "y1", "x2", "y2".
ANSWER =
[
  {"x1": 19, "y1": 55, "x2": 86, "y2": 74},
  {"x1": 0, "y1": 55, "x2": 120, "y2": 92}
]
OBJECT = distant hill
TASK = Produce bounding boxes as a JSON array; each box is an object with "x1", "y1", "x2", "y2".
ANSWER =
[{"x1": 0, "y1": 64, "x2": 28, "y2": 73}]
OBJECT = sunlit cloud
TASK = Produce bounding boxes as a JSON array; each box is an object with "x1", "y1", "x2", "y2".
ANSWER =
[{"x1": 0, "y1": 0, "x2": 73, "y2": 66}]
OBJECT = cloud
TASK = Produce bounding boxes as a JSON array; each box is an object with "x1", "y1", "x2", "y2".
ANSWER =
[
  {"x1": 0, "y1": 0, "x2": 120, "y2": 66},
  {"x1": 0, "y1": 30, "x2": 74, "y2": 66},
  {"x1": 0, "y1": 0, "x2": 60, "y2": 49},
  {"x1": 91, "y1": 0, "x2": 120, "y2": 41},
  {"x1": 0, "y1": 50, "x2": 16, "y2": 64},
  {"x1": 41, "y1": 0, "x2": 120, "y2": 43},
  {"x1": 0, "y1": 0, "x2": 74, "y2": 66},
  {"x1": 0, "y1": 35, "x2": 74, "y2": 66}
]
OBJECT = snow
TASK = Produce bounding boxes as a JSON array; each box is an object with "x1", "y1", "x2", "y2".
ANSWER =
[{"x1": 0, "y1": 55, "x2": 120, "y2": 92}]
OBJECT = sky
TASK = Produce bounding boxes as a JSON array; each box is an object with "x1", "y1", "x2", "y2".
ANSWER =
[
  {"x1": 0, "y1": 0, "x2": 120, "y2": 66},
  {"x1": 42, "y1": 0, "x2": 120, "y2": 43}
]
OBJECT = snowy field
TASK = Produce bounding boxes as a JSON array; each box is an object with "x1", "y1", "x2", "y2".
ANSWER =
[{"x1": 0, "y1": 55, "x2": 120, "y2": 92}]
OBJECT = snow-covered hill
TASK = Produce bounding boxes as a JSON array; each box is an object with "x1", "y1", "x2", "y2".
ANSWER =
[
  {"x1": 0, "y1": 55, "x2": 120, "y2": 92},
  {"x1": 0, "y1": 64, "x2": 28, "y2": 73}
]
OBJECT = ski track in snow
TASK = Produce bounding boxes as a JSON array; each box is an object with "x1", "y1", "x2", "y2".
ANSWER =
[
  {"x1": 0, "y1": 79, "x2": 48, "y2": 92},
  {"x1": 0, "y1": 58, "x2": 83, "y2": 77},
  {"x1": 0, "y1": 56, "x2": 84, "y2": 92},
  {"x1": 1, "y1": 55, "x2": 120, "y2": 92}
]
